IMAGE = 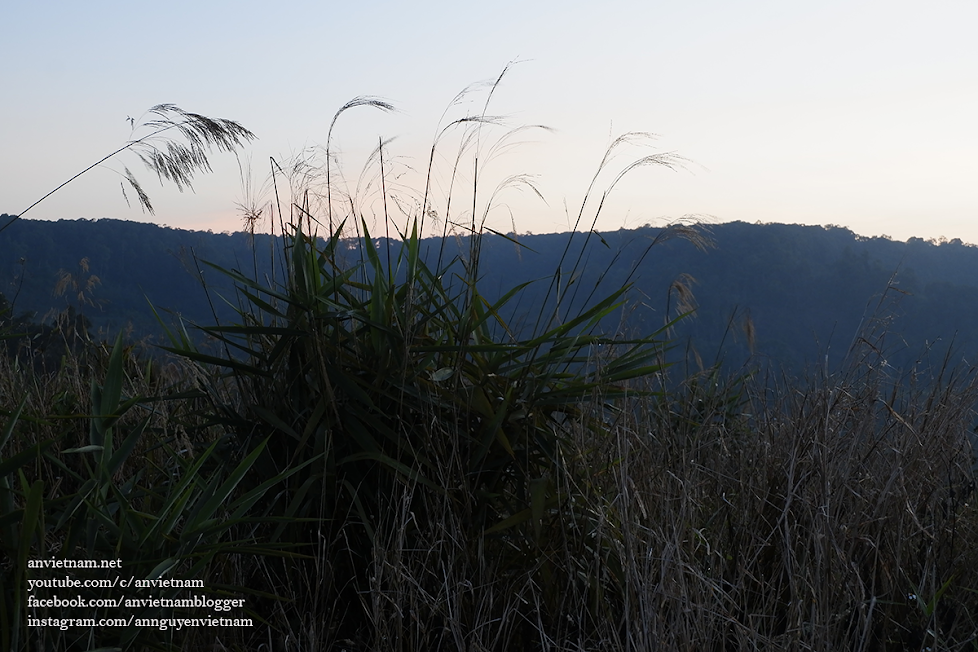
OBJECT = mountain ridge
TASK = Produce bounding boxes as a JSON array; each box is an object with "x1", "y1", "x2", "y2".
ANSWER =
[{"x1": 3, "y1": 214, "x2": 977, "y2": 374}]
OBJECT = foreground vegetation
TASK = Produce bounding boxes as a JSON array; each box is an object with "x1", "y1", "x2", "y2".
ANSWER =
[
  {"x1": 2, "y1": 75, "x2": 978, "y2": 650},
  {"x1": 3, "y1": 268, "x2": 978, "y2": 651}
]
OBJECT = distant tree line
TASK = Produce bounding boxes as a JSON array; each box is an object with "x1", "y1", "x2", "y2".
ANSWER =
[{"x1": 3, "y1": 214, "x2": 978, "y2": 376}]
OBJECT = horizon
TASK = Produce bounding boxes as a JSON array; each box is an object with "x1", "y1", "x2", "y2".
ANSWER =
[
  {"x1": 3, "y1": 213, "x2": 975, "y2": 249},
  {"x1": 4, "y1": 1, "x2": 977, "y2": 244}
]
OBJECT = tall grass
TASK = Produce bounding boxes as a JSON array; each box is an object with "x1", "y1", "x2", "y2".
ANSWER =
[
  {"x1": 151, "y1": 67, "x2": 704, "y2": 648},
  {"x1": 1, "y1": 104, "x2": 255, "y2": 234},
  {"x1": 2, "y1": 72, "x2": 977, "y2": 651}
]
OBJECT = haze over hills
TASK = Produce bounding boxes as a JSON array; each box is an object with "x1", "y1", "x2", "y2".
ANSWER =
[{"x1": 3, "y1": 214, "x2": 978, "y2": 374}]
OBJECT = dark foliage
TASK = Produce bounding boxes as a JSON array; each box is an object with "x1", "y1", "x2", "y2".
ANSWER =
[{"x1": 3, "y1": 216, "x2": 978, "y2": 375}]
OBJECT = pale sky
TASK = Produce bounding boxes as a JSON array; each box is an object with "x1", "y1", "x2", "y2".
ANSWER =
[{"x1": 3, "y1": 0, "x2": 977, "y2": 242}]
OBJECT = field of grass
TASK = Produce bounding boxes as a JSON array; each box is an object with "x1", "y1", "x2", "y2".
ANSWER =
[{"x1": 2, "y1": 74, "x2": 978, "y2": 651}]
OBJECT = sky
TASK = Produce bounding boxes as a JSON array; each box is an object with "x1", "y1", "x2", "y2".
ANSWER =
[{"x1": 3, "y1": 0, "x2": 977, "y2": 243}]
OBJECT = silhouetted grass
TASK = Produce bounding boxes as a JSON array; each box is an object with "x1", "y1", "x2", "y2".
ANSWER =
[{"x1": 2, "y1": 71, "x2": 977, "y2": 651}]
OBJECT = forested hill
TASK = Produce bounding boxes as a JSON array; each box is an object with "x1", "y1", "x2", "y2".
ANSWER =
[
  {"x1": 0, "y1": 215, "x2": 280, "y2": 343},
  {"x1": 2, "y1": 214, "x2": 977, "y2": 373}
]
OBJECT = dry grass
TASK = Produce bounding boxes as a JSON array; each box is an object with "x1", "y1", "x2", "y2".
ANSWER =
[
  {"x1": 4, "y1": 261, "x2": 978, "y2": 652},
  {"x1": 3, "y1": 72, "x2": 978, "y2": 652},
  {"x1": 188, "y1": 314, "x2": 978, "y2": 651}
]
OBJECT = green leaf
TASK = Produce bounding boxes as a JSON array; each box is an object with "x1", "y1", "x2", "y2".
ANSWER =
[
  {"x1": 227, "y1": 454, "x2": 323, "y2": 524},
  {"x1": 157, "y1": 347, "x2": 272, "y2": 376},
  {"x1": 62, "y1": 445, "x2": 105, "y2": 454},
  {"x1": 55, "y1": 478, "x2": 97, "y2": 530},
  {"x1": 145, "y1": 559, "x2": 181, "y2": 582},
  {"x1": 252, "y1": 406, "x2": 301, "y2": 441},
  {"x1": 100, "y1": 332, "x2": 127, "y2": 422},
  {"x1": 185, "y1": 438, "x2": 269, "y2": 534},
  {"x1": 106, "y1": 417, "x2": 149, "y2": 478},
  {"x1": 340, "y1": 451, "x2": 443, "y2": 494},
  {"x1": 17, "y1": 480, "x2": 44, "y2": 577},
  {"x1": 0, "y1": 439, "x2": 56, "y2": 478},
  {"x1": 431, "y1": 367, "x2": 454, "y2": 382},
  {"x1": 145, "y1": 442, "x2": 219, "y2": 539}
]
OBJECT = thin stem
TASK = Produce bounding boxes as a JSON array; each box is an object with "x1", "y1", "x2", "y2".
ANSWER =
[{"x1": 1, "y1": 122, "x2": 185, "y2": 235}]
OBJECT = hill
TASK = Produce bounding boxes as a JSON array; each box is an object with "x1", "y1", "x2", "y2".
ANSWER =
[{"x1": 2, "y1": 214, "x2": 978, "y2": 374}]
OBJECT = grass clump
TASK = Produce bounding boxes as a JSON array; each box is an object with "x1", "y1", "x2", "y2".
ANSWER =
[{"x1": 157, "y1": 68, "x2": 697, "y2": 648}]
